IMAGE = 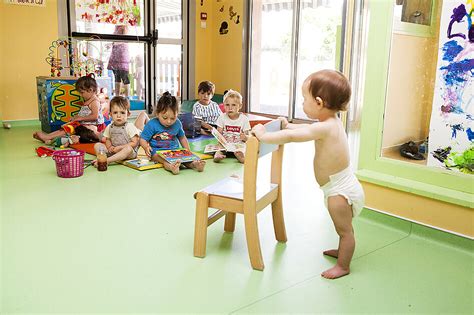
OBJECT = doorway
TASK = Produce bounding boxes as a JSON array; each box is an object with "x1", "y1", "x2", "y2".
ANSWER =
[{"x1": 65, "y1": 0, "x2": 187, "y2": 113}]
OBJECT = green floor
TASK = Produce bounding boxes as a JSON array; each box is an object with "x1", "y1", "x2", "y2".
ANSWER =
[{"x1": 1, "y1": 124, "x2": 473, "y2": 314}]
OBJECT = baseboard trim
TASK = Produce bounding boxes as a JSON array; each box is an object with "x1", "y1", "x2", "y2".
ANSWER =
[
  {"x1": 3, "y1": 119, "x2": 40, "y2": 127},
  {"x1": 364, "y1": 206, "x2": 473, "y2": 240}
]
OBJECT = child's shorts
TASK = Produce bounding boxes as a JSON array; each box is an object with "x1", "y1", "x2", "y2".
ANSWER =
[{"x1": 320, "y1": 166, "x2": 365, "y2": 217}]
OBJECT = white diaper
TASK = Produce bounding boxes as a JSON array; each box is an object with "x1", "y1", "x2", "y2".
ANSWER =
[{"x1": 320, "y1": 166, "x2": 365, "y2": 217}]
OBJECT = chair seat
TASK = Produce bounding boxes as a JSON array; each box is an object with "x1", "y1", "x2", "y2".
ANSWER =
[{"x1": 201, "y1": 175, "x2": 278, "y2": 201}]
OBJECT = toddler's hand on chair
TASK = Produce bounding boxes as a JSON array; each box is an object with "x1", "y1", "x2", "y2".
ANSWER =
[
  {"x1": 252, "y1": 124, "x2": 266, "y2": 139},
  {"x1": 277, "y1": 117, "x2": 288, "y2": 129}
]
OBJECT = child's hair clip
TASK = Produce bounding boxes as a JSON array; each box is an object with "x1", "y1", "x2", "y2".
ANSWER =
[{"x1": 87, "y1": 73, "x2": 96, "y2": 79}]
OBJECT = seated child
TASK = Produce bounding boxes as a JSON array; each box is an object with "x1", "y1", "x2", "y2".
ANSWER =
[
  {"x1": 214, "y1": 89, "x2": 250, "y2": 163},
  {"x1": 93, "y1": 96, "x2": 149, "y2": 166},
  {"x1": 192, "y1": 80, "x2": 222, "y2": 134},
  {"x1": 33, "y1": 74, "x2": 105, "y2": 143},
  {"x1": 140, "y1": 92, "x2": 206, "y2": 175}
]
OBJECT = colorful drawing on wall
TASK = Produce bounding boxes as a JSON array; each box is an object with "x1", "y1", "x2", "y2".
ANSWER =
[
  {"x1": 219, "y1": 21, "x2": 229, "y2": 35},
  {"x1": 76, "y1": 0, "x2": 141, "y2": 26},
  {"x1": 427, "y1": 0, "x2": 474, "y2": 174}
]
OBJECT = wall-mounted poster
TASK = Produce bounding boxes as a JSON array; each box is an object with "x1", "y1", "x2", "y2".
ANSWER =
[{"x1": 427, "y1": 0, "x2": 473, "y2": 174}]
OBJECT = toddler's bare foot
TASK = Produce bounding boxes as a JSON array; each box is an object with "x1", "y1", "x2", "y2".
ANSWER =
[
  {"x1": 190, "y1": 159, "x2": 206, "y2": 172},
  {"x1": 323, "y1": 249, "x2": 339, "y2": 258},
  {"x1": 164, "y1": 160, "x2": 181, "y2": 175},
  {"x1": 45, "y1": 139, "x2": 53, "y2": 145},
  {"x1": 33, "y1": 132, "x2": 44, "y2": 142},
  {"x1": 34, "y1": 131, "x2": 50, "y2": 143},
  {"x1": 321, "y1": 265, "x2": 350, "y2": 279},
  {"x1": 213, "y1": 151, "x2": 225, "y2": 163},
  {"x1": 234, "y1": 151, "x2": 245, "y2": 163}
]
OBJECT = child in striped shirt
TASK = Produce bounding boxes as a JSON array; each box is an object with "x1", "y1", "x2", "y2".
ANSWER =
[{"x1": 192, "y1": 81, "x2": 222, "y2": 135}]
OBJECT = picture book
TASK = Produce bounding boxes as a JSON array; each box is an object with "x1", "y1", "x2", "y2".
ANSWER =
[
  {"x1": 204, "y1": 128, "x2": 246, "y2": 153},
  {"x1": 157, "y1": 149, "x2": 201, "y2": 164},
  {"x1": 120, "y1": 158, "x2": 161, "y2": 171}
]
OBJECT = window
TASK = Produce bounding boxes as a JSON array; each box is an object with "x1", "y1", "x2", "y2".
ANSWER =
[{"x1": 248, "y1": 0, "x2": 347, "y2": 120}]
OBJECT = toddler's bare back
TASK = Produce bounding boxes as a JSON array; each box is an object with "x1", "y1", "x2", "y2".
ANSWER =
[{"x1": 312, "y1": 118, "x2": 351, "y2": 186}]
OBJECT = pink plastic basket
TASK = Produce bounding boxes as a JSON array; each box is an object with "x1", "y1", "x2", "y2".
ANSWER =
[{"x1": 52, "y1": 150, "x2": 85, "y2": 178}]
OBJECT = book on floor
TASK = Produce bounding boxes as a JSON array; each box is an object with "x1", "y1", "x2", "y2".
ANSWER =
[
  {"x1": 203, "y1": 128, "x2": 246, "y2": 153},
  {"x1": 156, "y1": 149, "x2": 201, "y2": 164},
  {"x1": 121, "y1": 158, "x2": 160, "y2": 171}
]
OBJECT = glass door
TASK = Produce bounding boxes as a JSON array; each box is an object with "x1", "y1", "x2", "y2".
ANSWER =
[
  {"x1": 248, "y1": 0, "x2": 347, "y2": 121},
  {"x1": 67, "y1": 0, "x2": 186, "y2": 113},
  {"x1": 155, "y1": 0, "x2": 185, "y2": 98}
]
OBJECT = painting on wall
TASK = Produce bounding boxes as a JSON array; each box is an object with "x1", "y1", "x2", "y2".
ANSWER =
[{"x1": 427, "y1": 0, "x2": 473, "y2": 174}]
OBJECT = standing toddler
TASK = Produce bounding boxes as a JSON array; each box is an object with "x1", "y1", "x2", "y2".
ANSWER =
[{"x1": 253, "y1": 70, "x2": 365, "y2": 279}]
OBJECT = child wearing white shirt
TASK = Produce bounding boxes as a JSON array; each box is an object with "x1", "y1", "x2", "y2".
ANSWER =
[{"x1": 214, "y1": 89, "x2": 250, "y2": 163}]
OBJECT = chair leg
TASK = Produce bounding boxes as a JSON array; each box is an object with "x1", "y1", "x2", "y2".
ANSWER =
[
  {"x1": 224, "y1": 212, "x2": 236, "y2": 232},
  {"x1": 244, "y1": 211, "x2": 264, "y2": 270},
  {"x1": 194, "y1": 192, "x2": 209, "y2": 257},
  {"x1": 271, "y1": 197, "x2": 287, "y2": 242}
]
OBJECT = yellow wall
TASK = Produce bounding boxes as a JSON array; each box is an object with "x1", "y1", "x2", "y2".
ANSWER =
[
  {"x1": 0, "y1": 1, "x2": 242, "y2": 120},
  {"x1": 361, "y1": 181, "x2": 474, "y2": 238},
  {"x1": 194, "y1": 0, "x2": 243, "y2": 97},
  {"x1": 0, "y1": 1, "x2": 58, "y2": 121}
]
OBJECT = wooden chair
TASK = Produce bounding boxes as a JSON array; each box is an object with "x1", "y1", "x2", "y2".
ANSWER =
[{"x1": 193, "y1": 119, "x2": 287, "y2": 270}]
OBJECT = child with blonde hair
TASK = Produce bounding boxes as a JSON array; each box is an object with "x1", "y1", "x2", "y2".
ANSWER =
[
  {"x1": 252, "y1": 70, "x2": 365, "y2": 279},
  {"x1": 33, "y1": 74, "x2": 105, "y2": 143},
  {"x1": 213, "y1": 89, "x2": 250, "y2": 163},
  {"x1": 140, "y1": 92, "x2": 206, "y2": 174},
  {"x1": 93, "y1": 96, "x2": 148, "y2": 166}
]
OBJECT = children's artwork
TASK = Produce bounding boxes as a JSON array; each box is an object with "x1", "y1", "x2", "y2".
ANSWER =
[
  {"x1": 204, "y1": 128, "x2": 246, "y2": 153},
  {"x1": 427, "y1": 0, "x2": 474, "y2": 174},
  {"x1": 157, "y1": 149, "x2": 201, "y2": 164},
  {"x1": 75, "y1": 0, "x2": 141, "y2": 26}
]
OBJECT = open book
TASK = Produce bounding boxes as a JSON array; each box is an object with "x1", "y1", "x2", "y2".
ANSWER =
[
  {"x1": 204, "y1": 128, "x2": 246, "y2": 153},
  {"x1": 157, "y1": 149, "x2": 201, "y2": 164}
]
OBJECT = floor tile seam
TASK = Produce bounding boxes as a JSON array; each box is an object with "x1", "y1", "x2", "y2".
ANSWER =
[
  {"x1": 353, "y1": 223, "x2": 413, "y2": 261},
  {"x1": 228, "y1": 231, "x2": 414, "y2": 314},
  {"x1": 227, "y1": 272, "x2": 323, "y2": 315}
]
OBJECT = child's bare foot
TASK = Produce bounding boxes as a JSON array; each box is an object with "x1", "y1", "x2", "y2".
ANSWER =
[
  {"x1": 33, "y1": 132, "x2": 45, "y2": 142},
  {"x1": 190, "y1": 159, "x2": 206, "y2": 172},
  {"x1": 323, "y1": 249, "x2": 339, "y2": 258},
  {"x1": 234, "y1": 151, "x2": 245, "y2": 163},
  {"x1": 45, "y1": 139, "x2": 53, "y2": 145},
  {"x1": 91, "y1": 160, "x2": 98, "y2": 168},
  {"x1": 213, "y1": 151, "x2": 225, "y2": 163},
  {"x1": 164, "y1": 160, "x2": 181, "y2": 175},
  {"x1": 321, "y1": 265, "x2": 350, "y2": 279}
]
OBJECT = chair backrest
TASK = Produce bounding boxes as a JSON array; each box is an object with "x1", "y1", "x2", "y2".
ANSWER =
[
  {"x1": 243, "y1": 120, "x2": 283, "y2": 202},
  {"x1": 257, "y1": 119, "x2": 281, "y2": 157}
]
